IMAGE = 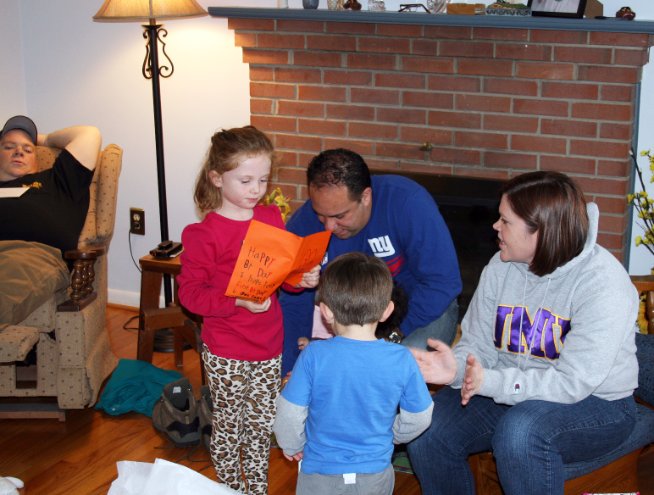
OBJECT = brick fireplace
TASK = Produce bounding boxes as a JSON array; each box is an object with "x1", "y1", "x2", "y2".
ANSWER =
[{"x1": 212, "y1": 9, "x2": 654, "y2": 263}]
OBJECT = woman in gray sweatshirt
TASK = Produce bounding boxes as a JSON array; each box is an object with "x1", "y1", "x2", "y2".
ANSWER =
[{"x1": 407, "y1": 171, "x2": 639, "y2": 495}]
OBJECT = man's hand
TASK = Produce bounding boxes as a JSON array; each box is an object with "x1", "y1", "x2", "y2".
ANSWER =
[
  {"x1": 236, "y1": 297, "x2": 272, "y2": 313},
  {"x1": 461, "y1": 353, "x2": 484, "y2": 405},
  {"x1": 410, "y1": 338, "x2": 457, "y2": 385},
  {"x1": 296, "y1": 264, "x2": 320, "y2": 289}
]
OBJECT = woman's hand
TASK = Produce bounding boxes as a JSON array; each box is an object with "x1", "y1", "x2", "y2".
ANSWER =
[
  {"x1": 461, "y1": 353, "x2": 484, "y2": 405},
  {"x1": 410, "y1": 338, "x2": 457, "y2": 385},
  {"x1": 236, "y1": 297, "x2": 272, "y2": 313},
  {"x1": 296, "y1": 264, "x2": 320, "y2": 289}
]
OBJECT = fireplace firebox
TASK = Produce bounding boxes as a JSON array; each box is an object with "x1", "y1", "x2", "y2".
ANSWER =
[{"x1": 389, "y1": 172, "x2": 504, "y2": 320}]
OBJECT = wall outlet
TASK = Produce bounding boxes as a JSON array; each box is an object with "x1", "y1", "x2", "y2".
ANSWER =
[{"x1": 129, "y1": 207, "x2": 145, "y2": 235}]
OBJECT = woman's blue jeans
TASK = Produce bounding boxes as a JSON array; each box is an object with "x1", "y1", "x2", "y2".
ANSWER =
[{"x1": 406, "y1": 386, "x2": 636, "y2": 495}]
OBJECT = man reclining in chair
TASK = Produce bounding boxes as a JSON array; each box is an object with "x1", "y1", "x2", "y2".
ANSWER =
[{"x1": 0, "y1": 115, "x2": 101, "y2": 325}]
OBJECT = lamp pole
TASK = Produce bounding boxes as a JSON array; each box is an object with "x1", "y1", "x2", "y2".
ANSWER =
[
  {"x1": 92, "y1": 0, "x2": 208, "y2": 353},
  {"x1": 143, "y1": 21, "x2": 173, "y2": 305}
]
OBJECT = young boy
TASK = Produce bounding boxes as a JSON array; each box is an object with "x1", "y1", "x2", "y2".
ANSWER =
[{"x1": 273, "y1": 252, "x2": 434, "y2": 495}]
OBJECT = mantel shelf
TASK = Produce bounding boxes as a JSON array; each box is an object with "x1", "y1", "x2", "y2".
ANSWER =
[{"x1": 208, "y1": 7, "x2": 654, "y2": 34}]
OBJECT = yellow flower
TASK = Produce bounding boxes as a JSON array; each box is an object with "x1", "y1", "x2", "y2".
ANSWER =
[
  {"x1": 264, "y1": 187, "x2": 292, "y2": 223},
  {"x1": 629, "y1": 149, "x2": 654, "y2": 258}
]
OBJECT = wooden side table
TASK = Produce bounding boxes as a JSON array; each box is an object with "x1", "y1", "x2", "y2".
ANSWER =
[{"x1": 137, "y1": 255, "x2": 199, "y2": 367}]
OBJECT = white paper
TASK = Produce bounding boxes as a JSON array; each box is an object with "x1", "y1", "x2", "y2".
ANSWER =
[
  {"x1": 108, "y1": 458, "x2": 243, "y2": 495},
  {"x1": 0, "y1": 187, "x2": 29, "y2": 198}
]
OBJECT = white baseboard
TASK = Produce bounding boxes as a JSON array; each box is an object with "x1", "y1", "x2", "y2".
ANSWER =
[{"x1": 108, "y1": 288, "x2": 141, "y2": 308}]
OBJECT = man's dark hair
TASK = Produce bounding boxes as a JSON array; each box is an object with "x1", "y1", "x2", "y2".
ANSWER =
[
  {"x1": 307, "y1": 148, "x2": 371, "y2": 201},
  {"x1": 317, "y1": 252, "x2": 392, "y2": 326}
]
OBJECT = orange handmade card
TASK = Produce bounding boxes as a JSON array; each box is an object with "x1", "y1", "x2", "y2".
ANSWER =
[{"x1": 225, "y1": 220, "x2": 331, "y2": 303}]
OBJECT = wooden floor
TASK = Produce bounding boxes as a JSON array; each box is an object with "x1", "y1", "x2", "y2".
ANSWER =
[
  {"x1": 0, "y1": 306, "x2": 420, "y2": 495},
  {"x1": 0, "y1": 305, "x2": 652, "y2": 495}
]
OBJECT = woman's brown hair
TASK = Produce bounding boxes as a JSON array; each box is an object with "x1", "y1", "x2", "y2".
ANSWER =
[{"x1": 502, "y1": 171, "x2": 588, "y2": 276}]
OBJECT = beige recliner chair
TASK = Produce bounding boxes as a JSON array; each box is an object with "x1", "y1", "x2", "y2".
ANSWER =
[{"x1": 0, "y1": 143, "x2": 122, "y2": 419}]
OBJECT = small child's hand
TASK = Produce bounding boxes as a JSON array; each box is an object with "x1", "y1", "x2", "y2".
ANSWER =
[
  {"x1": 283, "y1": 451, "x2": 303, "y2": 462},
  {"x1": 236, "y1": 297, "x2": 272, "y2": 313},
  {"x1": 297, "y1": 337, "x2": 310, "y2": 351},
  {"x1": 296, "y1": 264, "x2": 320, "y2": 289}
]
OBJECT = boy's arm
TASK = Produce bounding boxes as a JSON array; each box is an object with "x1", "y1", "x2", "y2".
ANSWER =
[
  {"x1": 273, "y1": 395, "x2": 308, "y2": 457},
  {"x1": 392, "y1": 401, "x2": 434, "y2": 444}
]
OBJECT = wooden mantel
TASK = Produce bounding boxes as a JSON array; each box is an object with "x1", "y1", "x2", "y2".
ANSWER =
[{"x1": 208, "y1": 7, "x2": 654, "y2": 34}]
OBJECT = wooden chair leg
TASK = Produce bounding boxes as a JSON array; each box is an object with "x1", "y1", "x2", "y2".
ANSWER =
[
  {"x1": 173, "y1": 320, "x2": 202, "y2": 372},
  {"x1": 469, "y1": 449, "x2": 642, "y2": 495},
  {"x1": 469, "y1": 452, "x2": 503, "y2": 495},
  {"x1": 138, "y1": 307, "x2": 186, "y2": 363},
  {"x1": 563, "y1": 449, "x2": 641, "y2": 495},
  {"x1": 137, "y1": 319, "x2": 156, "y2": 362},
  {"x1": 173, "y1": 329, "x2": 184, "y2": 368}
]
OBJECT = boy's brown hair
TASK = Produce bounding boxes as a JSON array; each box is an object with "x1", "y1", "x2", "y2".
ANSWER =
[{"x1": 317, "y1": 252, "x2": 393, "y2": 326}]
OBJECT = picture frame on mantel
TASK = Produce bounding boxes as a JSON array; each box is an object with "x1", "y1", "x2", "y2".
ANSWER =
[{"x1": 528, "y1": 0, "x2": 588, "y2": 18}]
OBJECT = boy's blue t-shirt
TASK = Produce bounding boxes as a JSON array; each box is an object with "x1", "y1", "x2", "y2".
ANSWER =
[{"x1": 281, "y1": 336, "x2": 433, "y2": 475}]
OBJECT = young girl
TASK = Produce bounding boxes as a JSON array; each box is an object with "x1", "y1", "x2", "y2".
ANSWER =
[{"x1": 177, "y1": 126, "x2": 319, "y2": 494}]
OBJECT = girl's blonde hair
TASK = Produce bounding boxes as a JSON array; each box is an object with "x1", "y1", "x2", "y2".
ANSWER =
[{"x1": 194, "y1": 126, "x2": 275, "y2": 212}]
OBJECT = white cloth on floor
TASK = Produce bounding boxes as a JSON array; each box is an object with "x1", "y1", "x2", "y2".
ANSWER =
[
  {"x1": 0, "y1": 476, "x2": 24, "y2": 495},
  {"x1": 108, "y1": 458, "x2": 242, "y2": 495}
]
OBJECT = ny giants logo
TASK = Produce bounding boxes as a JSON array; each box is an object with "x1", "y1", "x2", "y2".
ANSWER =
[
  {"x1": 368, "y1": 235, "x2": 404, "y2": 276},
  {"x1": 368, "y1": 235, "x2": 395, "y2": 257}
]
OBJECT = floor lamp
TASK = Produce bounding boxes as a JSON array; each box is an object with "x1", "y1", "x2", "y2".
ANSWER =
[{"x1": 93, "y1": 0, "x2": 207, "y2": 306}]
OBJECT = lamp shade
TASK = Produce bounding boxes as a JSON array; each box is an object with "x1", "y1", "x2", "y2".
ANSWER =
[{"x1": 93, "y1": 0, "x2": 207, "y2": 22}]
